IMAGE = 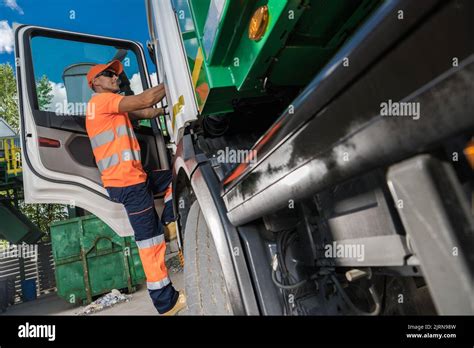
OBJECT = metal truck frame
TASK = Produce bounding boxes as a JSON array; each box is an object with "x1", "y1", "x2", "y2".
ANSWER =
[{"x1": 166, "y1": 0, "x2": 474, "y2": 315}]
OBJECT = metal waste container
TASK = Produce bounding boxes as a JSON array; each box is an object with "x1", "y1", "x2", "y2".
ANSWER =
[{"x1": 50, "y1": 215, "x2": 145, "y2": 305}]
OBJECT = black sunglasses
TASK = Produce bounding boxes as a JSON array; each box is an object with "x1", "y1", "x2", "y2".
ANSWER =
[{"x1": 95, "y1": 70, "x2": 118, "y2": 78}]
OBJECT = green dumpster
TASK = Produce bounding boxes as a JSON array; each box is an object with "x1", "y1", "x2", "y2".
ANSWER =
[{"x1": 50, "y1": 215, "x2": 145, "y2": 305}]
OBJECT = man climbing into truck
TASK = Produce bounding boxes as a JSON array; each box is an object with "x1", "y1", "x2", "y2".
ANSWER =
[{"x1": 85, "y1": 59, "x2": 185, "y2": 315}]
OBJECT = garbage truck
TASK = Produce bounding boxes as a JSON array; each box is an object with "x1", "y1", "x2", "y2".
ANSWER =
[{"x1": 14, "y1": 0, "x2": 474, "y2": 315}]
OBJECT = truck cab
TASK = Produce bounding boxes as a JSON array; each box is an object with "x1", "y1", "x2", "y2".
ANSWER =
[{"x1": 15, "y1": 0, "x2": 474, "y2": 315}]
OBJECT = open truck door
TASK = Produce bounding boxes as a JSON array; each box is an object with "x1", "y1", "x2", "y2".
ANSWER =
[
  {"x1": 145, "y1": 0, "x2": 199, "y2": 146},
  {"x1": 14, "y1": 26, "x2": 169, "y2": 237}
]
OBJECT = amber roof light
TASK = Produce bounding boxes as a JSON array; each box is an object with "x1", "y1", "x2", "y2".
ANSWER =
[
  {"x1": 464, "y1": 139, "x2": 474, "y2": 169},
  {"x1": 249, "y1": 5, "x2": 269, "y2": 41}
]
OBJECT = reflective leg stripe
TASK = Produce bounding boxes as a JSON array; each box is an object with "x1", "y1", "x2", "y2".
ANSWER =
[
  {"x1": 138, "y1": 240, "x2": 168, "y2": 284},
  {"x1": 147, "y1": 277, "x2": 171, "y2": 290},
  {"x1": 97, "y1": 153, "x2": 119, "y2": 172},
  {"x1": 164, "y1": 185, "x2": 172, "y2": 203},
  {"x1": 116, "y1": 125, "x2": 137, "y2": 139},
  {"x1": 122, "y1": 149, "x2": 141, "y2": 162},
  {"x1": 129, "y1": 205, "x2": 153, "y2": 216},
  {"x1": 136, "y1": 234, "x2": 164, "y2": 248},
  {"x1": 90, "y1": 130, "x2": 115, "y2": 149}
]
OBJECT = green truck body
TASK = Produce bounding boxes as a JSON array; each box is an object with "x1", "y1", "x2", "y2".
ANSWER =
[{"x1": 175, "y1": 0, "x2": 380, "y2": 116}]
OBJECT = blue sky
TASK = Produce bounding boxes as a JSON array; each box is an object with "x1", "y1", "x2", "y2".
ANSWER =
[
  {"x1": 0, "y1": 0, "x2": 155, "y2": 71},
  {"x1": 0, "y1": 0, "x2": 168, "y2": 110},
  {"x1": 0, "y1": 0, "x2": 197, "y2": 112}
]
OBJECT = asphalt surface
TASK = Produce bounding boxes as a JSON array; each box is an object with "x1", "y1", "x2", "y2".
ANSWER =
[{"x1": 0, "y1": 251, "x2": 186, "y2": 316}]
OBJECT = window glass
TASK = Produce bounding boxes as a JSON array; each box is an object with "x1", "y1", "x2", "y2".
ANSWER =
[
  {"x1": 171, "y1": 0, "x2": 199, "y2": 69},
  {"x1": 31, "y1": 36, "x2": 144, "y2": 116}
]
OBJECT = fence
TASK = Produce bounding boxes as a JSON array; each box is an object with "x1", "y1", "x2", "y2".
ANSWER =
[{"x1": 0, "y1": 241, "x2": 56, "y2": 303}]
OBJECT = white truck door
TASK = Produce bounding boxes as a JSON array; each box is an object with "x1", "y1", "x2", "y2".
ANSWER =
[
  {"x1": 146, "y1": 0, "x2": 199, "y2": 146},
  {"x1": 14, "y1": 25, "x2": 166, "y2": 237}
]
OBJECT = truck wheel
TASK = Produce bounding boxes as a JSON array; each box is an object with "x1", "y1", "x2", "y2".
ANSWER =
[{"x1": 183, "y1": 201, "x2": 233, "y2": 315}]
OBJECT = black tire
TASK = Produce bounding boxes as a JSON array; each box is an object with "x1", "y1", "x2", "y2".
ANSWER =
[{"x1": 183, "y1": 201, "x2": 233, "y2": 315}]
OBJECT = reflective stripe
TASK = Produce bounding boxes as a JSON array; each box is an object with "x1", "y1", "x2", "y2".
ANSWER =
[
  {"x1": 90, "y1": 130, "x2": 114, "y2": 149},
  {"x1": 97, "y1": 154, "x2": 119, "y2": 172},
  {"x1": 136, "y1": 235, "x2": 165, "y2": 249},
  {"x1": 116, "y1": 125, "x2": 136, "y2": 139},
  {"x1": 164, "y1": 185, "x2": 172, "y2": 203},
  {"x1": 122, "y1": 149, "x2": 141, "y2": 162},
  {"x1": 147, "y1": 277, "x2": 170, "y2": 290},
  {"x1": 129, "y1": 206, "x2": 153, "y2": 216}
]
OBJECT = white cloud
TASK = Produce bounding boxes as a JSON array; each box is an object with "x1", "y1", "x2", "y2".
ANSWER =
[
  {"x1": 4, "y1": 0, "x2": 24, "y2": 14},
  {"x1": 129, "y1": 73, "x2": 143, "y2": 94},
  {"x1": 48, "y1": 81, "x2": 67, "y2": 112},
  {"x1": 185, "y1": 18, "x2": 193, "y2": 31},
  {"x1": 128, "y1": 72, "x2": 159, "y2": 95},
  {"x1": 149, "y1": 72, "x2": 158, "y2": 86},
  {"x1": 0, "y1": 20, "x2": 14, "y2": 54}
]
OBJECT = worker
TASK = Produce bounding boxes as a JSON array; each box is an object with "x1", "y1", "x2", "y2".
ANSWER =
[{"x1": 85, "y1": 60, "x2": 185, "y2": 315}]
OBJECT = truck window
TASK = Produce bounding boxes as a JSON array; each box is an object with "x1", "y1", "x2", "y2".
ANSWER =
[
  {"x1": 30, "y1": 36, "x2": 145, "y2": 116},
  {"x1": 171, "y1": 0, "x2": 199, "y2": 71}
]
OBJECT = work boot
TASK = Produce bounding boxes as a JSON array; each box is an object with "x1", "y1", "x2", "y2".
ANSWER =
[
  {"x1": 162, "y1": 291, "x2": 186, "y2": 316},
  {"x1": 164, "y1": 221, "x2": 177, "y2": 241}
]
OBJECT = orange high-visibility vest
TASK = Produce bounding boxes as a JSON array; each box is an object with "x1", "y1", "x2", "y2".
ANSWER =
[{"x1": 86, "y1": 92, "x2": 147, "y2": 187}]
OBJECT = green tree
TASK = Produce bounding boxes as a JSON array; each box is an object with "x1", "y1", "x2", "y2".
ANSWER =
[
  {"x1": 19, "y1": 201, "x2": 68, "y2": 236},
  {"x1": 0, "y1": 63, "x2": 19, "y2": 130},
  {"x1": 36, "y1": 75, "x2": 54, "y2": 110}
]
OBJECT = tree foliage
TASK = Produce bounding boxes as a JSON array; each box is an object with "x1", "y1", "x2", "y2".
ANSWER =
[
  {"x1": 0, "y1": 63, "x2": 19, "y2": 130},
  {"x1": 18, "y1": 201, "x2": 68, "y2": 235},
  {"x1": 36, "y1": 75, "x2": 54, "y2": 110}
]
